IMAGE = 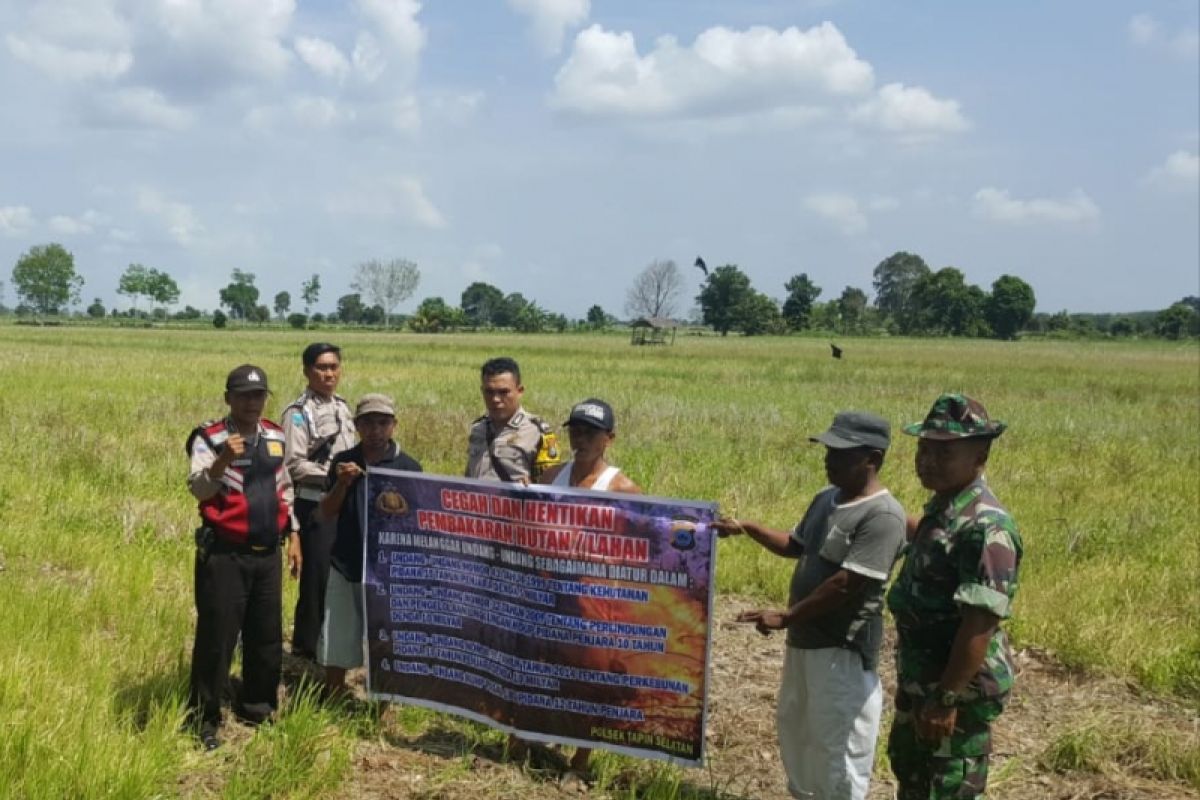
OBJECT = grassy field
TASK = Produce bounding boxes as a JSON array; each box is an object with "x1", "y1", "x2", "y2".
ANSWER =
[{"x1": 0, "y1": 327, "x2": 1195, "y2": 798}]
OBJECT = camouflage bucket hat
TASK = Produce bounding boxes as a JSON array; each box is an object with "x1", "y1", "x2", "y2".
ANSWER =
[{"x1": 903, "y1": 393, "x2": 1007, "y2": 440}]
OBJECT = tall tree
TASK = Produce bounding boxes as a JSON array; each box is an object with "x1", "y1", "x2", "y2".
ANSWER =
[
  {"x1": 218, "y1": 269, "x2": 259, "y2": 320},
  {"x1": 586, "y1": 304, "x2": 610, "y2": 329},
  {"x1": 117, "y1": 264, "x2": 152, "y2": 310},
  {"x1": 1156, "y1": 302, "x2": 1200, "y2": 340},
  {"x1": 12, "y1": 243, "x2": 83, "y2": 315},
  {"x1": 335, "y1": 293, "x2": 365, "y2": 324},
  {"x1": 782, "y1": 273, "x2": 822, "y2": 331},
  {"x1": 461, "y1": 281, "x2": 505, "y2": 327},
  {"x1": 145, "y1": 269, "x2": 180, "y2": 308},
  {"x1": 837, "y1": 286, "x2": 869, "y2": 334},
  {"x1": 625, "y1": 259, "x2": 684, "y2": 320},
  {"x1": 697, "y1": 264, "x2": 753, "y2": 336},
  {"x1": 300, "y1": 274, "x2": 320, "y2": 315},
  {"x1": 910, "y1": 267, "x2": 989, "y2": 336},
  {"x1": 273, "y1": 291, "x2": 291, "y2": 319},
  {"x1": 351, "y1": 258, "x2": 420, "y2": 327},
  {"x1": 985, "y1": 275, "x2": 1036, "y2": 340},
  {"x1": 872, "y1": 251, "x2": 930, "y2": 333},
  {"x1": 737, "y1": 291, "x2": 783, "y2": 336},
  {"x1": 495, "y1": 292, "x2": 530, "y2": 328}
]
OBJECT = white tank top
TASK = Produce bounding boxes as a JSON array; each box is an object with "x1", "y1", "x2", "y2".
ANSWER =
[{"x1": 552, "y1": 461, "x2": 621, "y2": 490}]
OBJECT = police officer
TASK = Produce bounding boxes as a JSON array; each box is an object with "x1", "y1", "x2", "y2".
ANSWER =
[
  {"x1": 281, "y1": 343, "x2": 356, "y2": 659},
  {"x1": 886, "y1": 394, "x2": 1022, "y2": 800},
  {"x1": 186, "y1": 365, "x2": 302, "y2": 750},
  {"x1": 465, "y1": 356, "x2": 560, "y2": 483},
  {"x1": 465, "y1": 357, "x2": 559, "y2": 766}
]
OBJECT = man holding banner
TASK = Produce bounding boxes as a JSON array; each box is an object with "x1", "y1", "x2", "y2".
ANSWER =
[
  {"x1": 715, "y1": 411, "x2": 906, "y2": 800},
  {"x1": 316, "y1": 393, "x2": 422, "y2": 697},
  {"x1": 537, "y1": 397, "x2": 642, "y2": 776}
]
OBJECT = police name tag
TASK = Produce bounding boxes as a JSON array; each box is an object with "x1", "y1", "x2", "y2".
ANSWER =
[{"x1": 267, "y1": 441, "x2": 284, "y2": 458}]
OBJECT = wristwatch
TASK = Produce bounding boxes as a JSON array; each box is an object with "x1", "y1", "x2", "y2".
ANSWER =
[{"x1": 934, "y1": 688, "x2": 961, "y2": 708}]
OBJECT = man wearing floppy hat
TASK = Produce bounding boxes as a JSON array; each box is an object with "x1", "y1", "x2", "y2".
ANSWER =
[
  {"x1": 887, "y1": 394, "x2": 1022, "y2": 800},
  {"x1": 316, "y1": 393, "x2": 422, "y2": 698},
  {"x1": 714, "y1": 411, "x2": 906, "y2": 800},
  {"x1": 185, "y1": 365, "x2": 302, "y2": 750}
]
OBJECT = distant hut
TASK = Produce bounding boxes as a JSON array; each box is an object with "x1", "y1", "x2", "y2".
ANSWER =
[{"x1": 630, "y1": 317, "x2": 677, "y2": 346}]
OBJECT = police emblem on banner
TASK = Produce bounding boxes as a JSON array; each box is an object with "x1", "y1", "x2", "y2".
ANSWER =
[{"x1": 375, "y1": 488, "x2": 409, "y2": 515}]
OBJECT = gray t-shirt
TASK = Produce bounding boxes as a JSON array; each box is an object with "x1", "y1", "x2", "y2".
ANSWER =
[{"x1": 786, "y1": 486, "x2": 906, "y2": 670}]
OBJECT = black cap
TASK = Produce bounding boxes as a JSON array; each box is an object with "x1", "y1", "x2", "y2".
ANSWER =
[
  {"x1": 225, "y1": 364, "x2": 270, "y2": 393},
  {"x1": 809, "y1": 411, "x2": 890, "y2": 450},
  {"x1": 302, "y1": 342, "x2": 341, "y2": 368},
  {"x1": 564, "y1": 398, "x2": 615, "y2": 432}
]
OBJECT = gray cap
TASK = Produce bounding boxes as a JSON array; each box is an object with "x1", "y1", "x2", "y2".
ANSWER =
[
  {"x1": 809, "y1": 411, "x2": 890, "y2": 450},
  {"x1": 354, "y1": 393, "x2": 395, "y2": 418}
]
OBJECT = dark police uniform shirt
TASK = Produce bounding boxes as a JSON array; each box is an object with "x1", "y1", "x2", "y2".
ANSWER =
[{"x1": 326, "y1": 442, "x2": 422, "y2": 583}]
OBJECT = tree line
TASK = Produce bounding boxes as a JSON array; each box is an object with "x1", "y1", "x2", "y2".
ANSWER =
[{"x1": 6, "y1": 242, "x2": 1198, "y2": 340}]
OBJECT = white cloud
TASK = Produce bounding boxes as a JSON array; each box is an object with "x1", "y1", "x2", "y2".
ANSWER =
[
  {"x1": 867, "y1": 195, "x2": 899, "y2": 212},
  {"x1": 1128, "y1": 14, "x2": 1199, "y2": 59},
  {"x1": 1128, "y1": 14, "x2": 1158, "y2": 46},
  {"x1": 0, "y1": 206, "x2": 36, "y2": 237},
  {"x1": 804, "y1": 193, "x2": 867, "y2": 234},
  {"x1": 5, "y1": 34, "x2": 132, "y2": 81},
  {"x1": 82, "y1": 87, "x2": 193, "y2": 130},
  {"x1": 351, "y1": 32, "x2": 386, "y2": 82},
  {"x1": 326, "y1": 176, "x2": 446, "y2": 229},
  {"x1": 137, "y1": 188, "x2": 204, "y2": 246},
  {"x1": 972, "y1": 187, "x2": 1100, "y2": 224},
  {"x1": 48, "y1": 210, "x2": 106, "y2": 235},
  {"x1": 295, "y1": 36, "x2": 350, "y2": 81},
  {"x1": 507, "y1": 0, "x2": 590, "y2": 56},
  {"x1": 1171, "y1": 30, "x2": 1200, "y2": 59},
  {"x1": 144, "y1": 0, "x2": 295, "y2": 84},
  {"x1": 356, "y1": 0, "x2": 425, "y2": 73},
  {"x1": 1146, "y1": 150, "x2": 1200, "y2": 190},
  {"x1": 851, "y1": 82, "x2": 969, "y2": 138},
  {"x1": 552, "y1": 23, "x2": 875, "y2": 119}
]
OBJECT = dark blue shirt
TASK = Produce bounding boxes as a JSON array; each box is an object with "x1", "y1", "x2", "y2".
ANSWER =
[{"x1": 326, "y1": 441, "x2": 421, "y2": 582}]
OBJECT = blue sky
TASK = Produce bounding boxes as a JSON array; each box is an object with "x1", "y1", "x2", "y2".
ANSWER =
[{"x1": 0, "y1": 1, "x2": 1196, "y2": 317}]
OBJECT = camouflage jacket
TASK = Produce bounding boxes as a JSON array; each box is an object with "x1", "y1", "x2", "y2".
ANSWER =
[{"x1": 887, "y1": 477, "x2": 1022, "y2": 700}]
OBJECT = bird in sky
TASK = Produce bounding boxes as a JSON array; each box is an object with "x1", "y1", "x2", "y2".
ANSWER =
[{"x1": 694, "y1": 256, "x2": 708, "y2": 277}]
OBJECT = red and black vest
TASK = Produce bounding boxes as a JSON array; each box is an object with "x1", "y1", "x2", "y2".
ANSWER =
[{"x1": 186, "y1": 419, "x2": 290, "y2": 547}]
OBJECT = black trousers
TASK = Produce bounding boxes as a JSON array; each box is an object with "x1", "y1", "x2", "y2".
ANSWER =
[
  {"x1": 189, "y1": 544, "x2": 282, "y2": 732},
  {"x1": 290, "y1": 498, "x2": 334, "y2": 655}
]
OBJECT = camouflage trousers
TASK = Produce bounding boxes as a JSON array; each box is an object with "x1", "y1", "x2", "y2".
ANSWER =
[{"x1": 887, "y1": 692, "x2": 1005, "y2": 799}]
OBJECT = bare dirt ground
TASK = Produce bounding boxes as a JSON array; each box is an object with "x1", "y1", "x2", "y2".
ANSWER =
[{"x1": 291, "y1": 595, "x2": 1198, "y2": 799}]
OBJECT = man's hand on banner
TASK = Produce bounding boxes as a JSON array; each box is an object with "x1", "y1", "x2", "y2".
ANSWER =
[
  {"x1": 712, "y1": 518, "x2": 745, "y2": 538},
  {"x1": 335, "y1": 461, "x2": 363, "y2": 487},
  {"x1": 736, "y1": 609, "x2": 787, "y2": 635}
]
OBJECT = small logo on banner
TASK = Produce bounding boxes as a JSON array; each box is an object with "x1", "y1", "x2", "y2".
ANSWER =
[
  {"x1": 669, "y1": 516, "x2": 698, "y2": 551},
  {"x1": 376, "y1": 489, "x2": 409, "y2": 515}
]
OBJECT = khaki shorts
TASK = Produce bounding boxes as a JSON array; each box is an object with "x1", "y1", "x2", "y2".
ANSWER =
[{"x1": 317, "y1": 569, "x2": 365, "y2": 669}]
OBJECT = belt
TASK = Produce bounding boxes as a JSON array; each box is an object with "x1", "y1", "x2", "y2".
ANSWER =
[{"x1": 210, "y1": 539, "x2": 278, "y2": 555}]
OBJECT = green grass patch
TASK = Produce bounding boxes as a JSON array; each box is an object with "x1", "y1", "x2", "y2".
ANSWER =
[{"x1": 0, "y1": 328, "x2": 1195, "y2": 798}]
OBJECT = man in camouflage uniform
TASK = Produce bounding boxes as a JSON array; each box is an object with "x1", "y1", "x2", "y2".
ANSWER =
[
  {"x1": 887, "y1": 393, "x2": 1022, "y2": 799},
  {"x1": 281, "y1": 342, "x2": 357, "y2": 659},
  {"x1": 465, "y1": 356, "x2": 560, "y2": 483}
]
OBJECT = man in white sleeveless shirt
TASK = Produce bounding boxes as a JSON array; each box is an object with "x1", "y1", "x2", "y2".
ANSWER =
[{"x1": 537, "y1": 398, "x2": 641, "y2": 778}]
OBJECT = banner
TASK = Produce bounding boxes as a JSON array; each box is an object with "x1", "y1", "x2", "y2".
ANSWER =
[{"x1": 362, "y1": 469, "x2": 718, "y2": 766}]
